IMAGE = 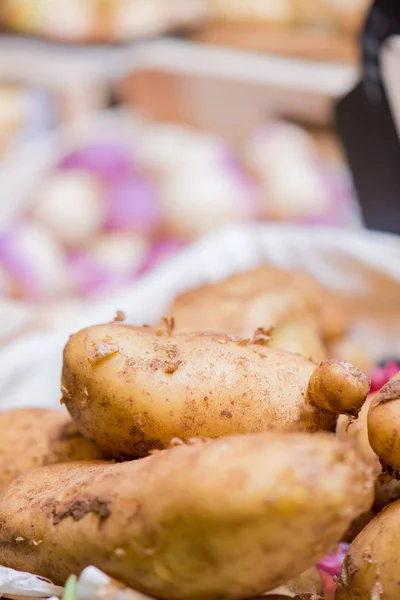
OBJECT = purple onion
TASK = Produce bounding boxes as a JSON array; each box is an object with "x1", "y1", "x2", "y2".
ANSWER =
[
  {"x1": 67, "y1": 250, "x2": 130, "y2": 298},
  {"x1": 318, "y1": 543, "x2": 349, "y2": 577},
  {"x1": 0, "y1": 222, "x2": 72, "y2": 300},
  {"x1": 105, "y1": 174, "x2": 160, "y2": 234},
  {"x1": 59, "y1": 141, "x2": 132, "y2": 180},
  {"x1": 138, "y1": 238, "x2": 185, "y2": 276},
  {"x1": 220, "y1": 150, "x2": 263, "y2": 219}
]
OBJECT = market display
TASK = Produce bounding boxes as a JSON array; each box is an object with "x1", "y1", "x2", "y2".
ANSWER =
[
  {"x1": 0, "y1": 1, "x2": 399, "y2": 598},
  {"x1": 0, "y1": 261, "x2": 397, "y2": 599},
  {"x1": 0, "y1": 120, "x2": 359, "y2": 308},
  {"x1": 0, "y1": 0, "x2": 208, "y2": 42}
]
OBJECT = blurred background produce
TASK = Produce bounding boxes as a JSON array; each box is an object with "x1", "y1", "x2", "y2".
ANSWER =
[{"x1": 0, "y1": 0, "x2": 380, "y2": 348}]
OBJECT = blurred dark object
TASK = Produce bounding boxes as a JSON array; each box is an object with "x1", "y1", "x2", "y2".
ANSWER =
[{"x1": 336, "y1": 0, "x2": 400, "y2": 234}]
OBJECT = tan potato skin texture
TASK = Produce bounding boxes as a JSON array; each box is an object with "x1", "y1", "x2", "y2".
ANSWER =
[
  {"x1": 0, "y1": 432, "x2": 373, "y2": 600},
  {"x1": 336, "y1": 499, "x2": 400, "y2": 600},
  {"x1": 0, "y1": 408, "x2": 109, "y2": 493},
  {"x1": 337, "y1": 395, "x2": 400, "y2": 523},
  {"x1": 62, "y1": 323, "x2": 335, "y2": 456},
  {"x1": 337, "y1": 396, "x2": 379, "y2": 474},
  {"x1": 367, "y1": 373, "x2": 400, "y2": 471},
  {"x1": 165, "y1": 266, "x2": 348, "y2": 342}
]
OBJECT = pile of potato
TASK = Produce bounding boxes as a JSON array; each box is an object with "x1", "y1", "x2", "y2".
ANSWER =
[{"x1": 0, "y1": 265, "x2": 399, "y2": 600}]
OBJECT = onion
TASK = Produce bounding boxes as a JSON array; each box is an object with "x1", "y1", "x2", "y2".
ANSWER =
[
  {"x1": 68, "y1": 233, "x2": 148, "y2": 298},
  {"x1": 318, "y1": 543, "x2": 349, "y2": 577},
  {"x1": 370, "y1": 362, "x2": 400, "y2": 393},
  {"x1": 59, "y1": 141, "x2": 131, "y2": 180},
  {"x1": 105, "y1": 174, "x2": 160, "y2": 234},
  {"x1": 317, "y1": 544, "x2": 349, "y2": 600},
  {"x1": 32, "y1": 171, "x2": 105, "y2": 247},
  {"x1": 159, "y1": 158, "x2": 260, "y2": 239},
  {"x1": 137, "y1": 124, "x2": 229, "y2": 174},
  {"x1": 245, "y1": 122, "x2": 333, "y2": 221},
  {"x1": 0, "y1": 263, "x2": 19, "y2": 298},
  {"x1": 0, "y1": 222, "x2": 72, "y2": 300},
  {"x1": 139, "y1": 238, "x2": 185, "y2": 275},
  {"x1": 85, "y1": 233, "x2": 149, "y2": 276}
]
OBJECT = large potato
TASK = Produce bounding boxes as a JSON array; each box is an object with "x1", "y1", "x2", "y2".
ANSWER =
[
  {"x1": 0, "y1": 432, "x2": 373, "y2": 600},
  {"x1": 164, "y1": 265, "x2": 349, "y2": 342},
  {"x1": 62, "y1": 324, "x2": 369, "y2": 456},
  {"x1": 0, "y1": 408, "x2": 110, "y2": 493},
  {"x1": 336, "y1": 499, "x2": 400, "y2": 600}
]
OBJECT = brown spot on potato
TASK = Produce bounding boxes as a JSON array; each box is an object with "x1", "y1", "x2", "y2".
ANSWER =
[
  {"x1": 113, "y1": 310, "x2": 126, "y2": 323},
  {"x1": 52, "y1": 498, "x2": 111, "y2": 525},
  {"x1": 220, "y1": 410, "x2": 233, "y2": 418},
  {"x1": 250, "y1": 327, "x2": 274, "y2": 346}
]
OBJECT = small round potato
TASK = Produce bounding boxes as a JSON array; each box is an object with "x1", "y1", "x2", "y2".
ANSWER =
[
  {"x1": 307, "y1": 359, "x2": 370, "y2": 417},
  {"x1": 0, "y1": 432, "x2": 373, "y2": 600},
  {"x1": 62, "y1": 324, "x2": 368, "y2": 456}
]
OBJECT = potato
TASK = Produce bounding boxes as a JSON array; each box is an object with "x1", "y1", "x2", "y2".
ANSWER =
[
  {"x1": 367, "y1": 373, "x2": 400, "y2": 471},
  {"x1": 336, "y1": 499, "x2": 400, "y2": 600},
  {"x1": 0, "y1": 432, "x2": 373, "y2": 600},
  {"x1": 337, "y1": 393, "x2": 400, "y2": 531},
  {"x1": 62, "y1": 324, "x2": 369, "y2": 456},
  {"x1": 337, "y1": 395, "x2": 379, "y2": 474},
  {"x1": 328, "y1": 338, "x2": 373, "y2": 376},
  {"x1": 268, "y1": 323, "x2": 327, "y2": 364},
  {"x1": 165, "y1": 266, "x2": 349, "y2": 342},
  {"x1": 307, "y1": 359, "x2": 370, "y2": 418},
  {"x1": 0, "y1": 408, "x2": 111, "y2": 493}
]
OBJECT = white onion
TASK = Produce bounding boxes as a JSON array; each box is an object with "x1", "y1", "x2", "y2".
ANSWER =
[
  {"x1": 32, "y1": 171, "x2": 105, "y2": 247},
  {"x1": 85, "y1": 233, "x2": 149, "y2": 275},
  {"x1": 0, "y1": 222, "x2": 72, "y2": 300},
  {"x1": 159, "y1": 160, "x2": 259, "y2": 239},
  {"x1": 245, "y1": 122, "x2": 332, "y2": 221},
  {"x1": 68, "y1": 233, "x2": 148, "y2": 297}
]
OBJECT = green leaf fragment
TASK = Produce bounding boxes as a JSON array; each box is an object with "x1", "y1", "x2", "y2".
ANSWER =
[{"x1": 62, "y1": 574, "x2": 77, "y2": 600}]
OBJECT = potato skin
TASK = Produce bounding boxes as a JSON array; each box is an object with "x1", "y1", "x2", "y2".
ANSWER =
[
  {"x1": 0, "y1": 408, "x2": 109, "y2": 493},
  {"x1": 268, "y1": 323, "x2": 328, "y2": 364},
  {"x1": 336, "y1": 499, "x2": 400, "y2": 600},
  {"x1": 62, "y1": 323, "x2": 336, "y2": 456},
  {"x1": 307, "y1": 360, "x2": 369, "y2": 417},
  {"x1": 337, "y1": 394, "x2": 400, "y2": 528},
  {"x1": 367, "y1": 373, "x2": 400, "y2": 471},
  {"x1": 336, "y1": 395, "x2": 379, "y2": 474},
  {"x1": 0, "y1": 432, "x2": 373, "y2": 600},
  {"x1": 165, "y1": 266, "x2": 349, "y2": 342}
]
